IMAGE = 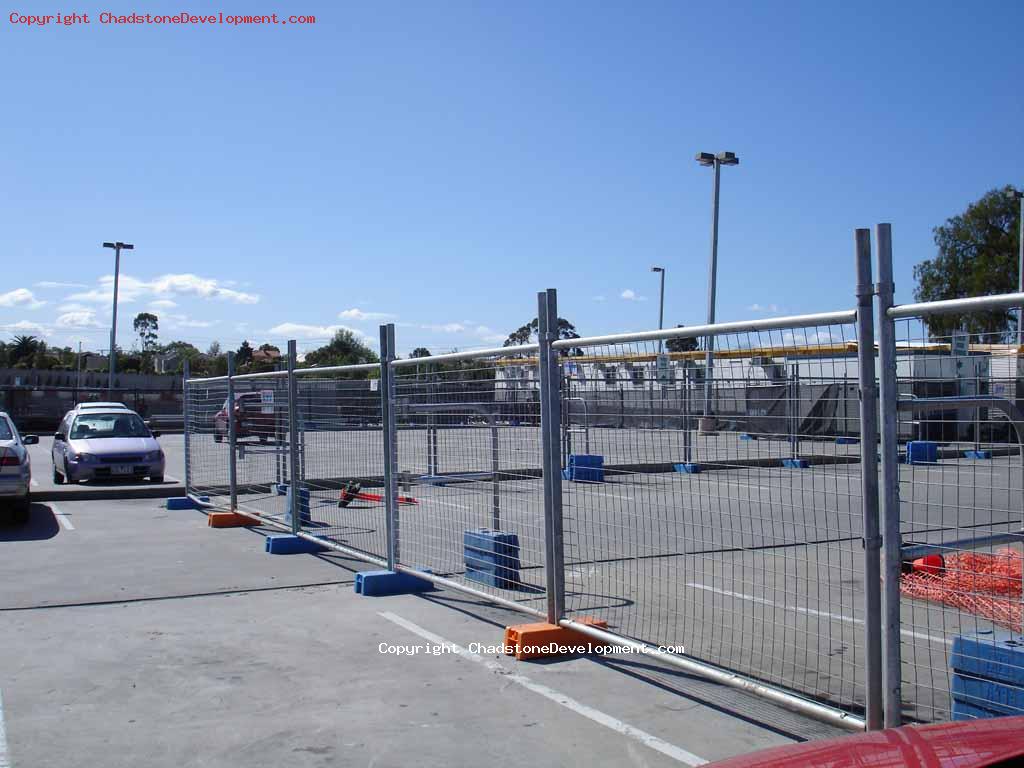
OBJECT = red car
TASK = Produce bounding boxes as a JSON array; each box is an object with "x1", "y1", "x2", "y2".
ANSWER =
[
  {"x1": 213, "y1": 392, "x2": 276, "y2": 443},
  {"x1": 708, "y1": 716, "x2": 1024, "y2": 767}
]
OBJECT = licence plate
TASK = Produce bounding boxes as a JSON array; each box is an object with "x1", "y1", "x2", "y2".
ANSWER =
[{"x1": 111, "y1": 464, "x2": 134, "y2": 475}]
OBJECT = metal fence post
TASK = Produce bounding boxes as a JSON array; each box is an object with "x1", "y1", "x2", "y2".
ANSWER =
[
  {"x1": 538, "y1": 288, "x2": 566, "y2": 624},
  {"x1": 379, "y1": 324, "x2": 399, "y2": 571},
  {"x1": 287, "y1": 340, "x2": 301, "y2": 534},
  {"x1": 183, "y1": 358, "x2": 192, "y2": 495},
  {"x1": 875, "y1": 222, "x2": 903, "y2": 727},
  {"x1": 854, "y1": 227, "x2": 884, "y2": 730},
  {"x1": 227, "y1": 351, "x2": 238, "y2": 512}
]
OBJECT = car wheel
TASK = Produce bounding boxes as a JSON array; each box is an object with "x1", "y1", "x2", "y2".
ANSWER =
[
  {"x1": 150, "y1": 474, "x2": 164, "y2": 484},
  {"x1": 53, "y1": 463, "x2": 65, "y2": 485}
]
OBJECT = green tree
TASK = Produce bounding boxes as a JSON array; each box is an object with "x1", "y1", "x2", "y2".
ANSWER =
[
  {"x1": 303, "y1": 329, "x2": 379, "y2": 369},
  {"x1": 665, "y1": 326, "x2": 699, "y2": 353},
  {"x1": 133, "y1": 312, "x2": 160, "y2": 352},
  {"x1": 410, "y1": 347, "x2": 432, "y2": 358},
  {"x1": 236, "y1": 340, "x2": 254, "y2": 366},
  {"x1": 9, "y1": 335, "x2": 40, "y2": 367},
  {"x1": 503, "y1": 318, "x2": 580, "y2": 346},
  {"x1": 258, "y1": 343, "x2": 280, "y2": 354},
  {"x1": 913, "y1": 185, "x2": 1022, "y2": 339}
]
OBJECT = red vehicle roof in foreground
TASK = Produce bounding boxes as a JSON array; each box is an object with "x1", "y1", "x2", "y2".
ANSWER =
[{"x1": 707, "y1": 716, "x2": 1024, "y2": 768}]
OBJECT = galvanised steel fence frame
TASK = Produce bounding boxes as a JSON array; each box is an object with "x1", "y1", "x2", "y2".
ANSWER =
[{"x1": 183, "y1": 224, "x2": 1024, "y2": 732}]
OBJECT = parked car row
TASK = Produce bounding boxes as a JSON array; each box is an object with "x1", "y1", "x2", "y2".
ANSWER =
[
  {"x1": 52, "y1": 403, "x2": 165, "y2": 485},
  {"x1": 0, "y1": 411, "x2": 39, "y2": 524}
]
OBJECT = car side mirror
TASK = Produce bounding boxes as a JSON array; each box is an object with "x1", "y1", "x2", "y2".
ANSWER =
[
  {"x1": 53, "y1": 432, "x2": 64, "y2": 441},
  {"x1": 22, "y1": 434, "x2": 39, "y2": 445}
]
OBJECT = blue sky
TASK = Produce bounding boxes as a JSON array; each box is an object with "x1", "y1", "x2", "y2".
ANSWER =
[{"x1": 3, "y1": 0, "x2": 1023, "y2": 358}]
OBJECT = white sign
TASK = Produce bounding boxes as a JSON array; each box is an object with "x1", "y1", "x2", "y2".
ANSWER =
[
  {"x1": 260, "y1": 389, "x2": 274, "y2": 414},
  {"x1": 952, "y1": 331, "x2": 969, "y2": 358},
  {"x1": 656, "y1": 354, "x2": 672, "y2": 384}
]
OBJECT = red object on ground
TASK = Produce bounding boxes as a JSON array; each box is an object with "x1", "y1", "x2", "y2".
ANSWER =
[
  {"x1": 912, "y1": 554, "x2": 946, "y2": 576},
  {"x1": 901, "y1": 547, "x2": 1023, "y2": 632},
  {"x1": 338, "y1": 482, "x2": 418, "y2": 507},
  {"x1": 706, "y1": 715, "x2": 1024, "y2": 767}
]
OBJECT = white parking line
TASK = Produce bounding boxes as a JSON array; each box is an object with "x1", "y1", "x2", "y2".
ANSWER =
[
  {"x1": 49, "y1": 503, "x2": 74, "y2": 531},
  {"x1": 379, "y1": 611, "x2": 708, "y2": 766},
  {"x1": 687, "y1": 582, "x2": 951, "y2": 646},
  {"x1": 163, "y1": 475, "x2": 181, "y2": 484},
  {"x1": 0, "y1": 688, "x2": 10, "y2": 768}
]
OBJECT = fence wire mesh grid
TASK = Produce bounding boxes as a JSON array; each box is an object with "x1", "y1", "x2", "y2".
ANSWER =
[
  {"x1": 891, "y1": 318, "x2": 1024, "y2": 724},
  {"x1": 389, "y1": 355, "x2": 548, "y2": 614},
  {"x1": 182, "y1": 279, "x2": 1024, "y2": 731},
  {"x1": 559, "y1": 326, "x2": 868, "y2": 718}
]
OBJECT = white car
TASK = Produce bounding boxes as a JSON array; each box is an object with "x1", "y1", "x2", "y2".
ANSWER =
[
  {"x1": 73, "y1": 402, "x2": 131, "y2": 412},
  {"x1": 0, "y1": 411, "x2": 39, "y2": 524}
]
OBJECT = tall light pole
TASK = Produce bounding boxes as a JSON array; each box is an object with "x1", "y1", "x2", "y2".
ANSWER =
[
  {"x1": 102, "y1": 241, "x2": 134, "y2": 393},
  {"x1": 651, "y1": 266, "x2": 666, "y2": 353},
  {"x1": 695, "y1": 151, "x2": 739, "y2": 426},
  {"x1": 1010, "y1": 189, "x2": 1024, "y2": 347}
]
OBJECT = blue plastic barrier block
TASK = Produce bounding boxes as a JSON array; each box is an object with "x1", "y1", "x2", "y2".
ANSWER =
[
  {"x1": 835, "y1": 437, "x2": 859, "y2": 445},
  {"x1": 952, "y1": 674, "x2": 1024, "y2": 716},
  {"x1": 464, "y1": 529, "x2": 521, "y2": 588},
  {"x1": 275, "y1": 483, "x2": 289, "y2": 496},
  {"x1": 673, "y1": 463, "x2": 701, "y2": 474},
  {"x1": 951, "y1": 631, "x2": 1024, "y2": 686},
  {"x1": 564, "y1": 454, "x2": 604, "y2": 483},
  {"x1": 284, "y1": 486, "x2": 312, "y2": 526},
  {"x1": 354, "y1": 569, "x2": 435, "y2": 596},
  {"x1": 965, "y1": 450, "x2": 993, "y2": 460},
  {"x1": 265, "y1": 535, "x2": 327, "y2": 555},
  {"x1": 782, "y1": 459, "x2": 810, "y2": 469},
  {"x1": 739, "y1": 433, "x2": 756, "y2": 441},
  {"x1": 952, "y1": 698, "x2": 1008, "y2": 721},
  {"x1": 906, "y1": 441, "x2": 938, "y2": 464},
  {"x1": 166, "y1": 496, "x2": 209, "y2": 510}
]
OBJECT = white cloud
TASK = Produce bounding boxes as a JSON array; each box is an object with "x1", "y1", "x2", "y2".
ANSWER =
[
  {"x1": 56, "y1": 310, "x2": 103, "y2": 329},
  {"x1": 338, "y1": 308, "x2": 395, "y2": 322},
  {"x1": 35, "y1": 281, "x2": 87, "y2": 289},
  {"x1": 163, "y1": 313, "x2": 217, "y2": 329},
  {"x1": 149, "y1": 299, "x2": 177, "y2": 309},
  {"x1": 620, "y1": 289, "x2": 647, "y2": 302},
  {"x1": 66, "y1": 273, "x2": 259, "y2": 305},
  {"x1": 58, "y1": 302, "x2": 96, "y2": 313},
  {"x1": 0, "y1": 320, "x2": 49, "y2": 336},
  {"x1": 748, "y1": 303, "x2": 781, "y2": 313},
  {"x1": 0, "y1": 288, "x2": 46, "y2": 310},
  {"x1": 267, "y1": 322, "x2": 367, "y2": 340}
]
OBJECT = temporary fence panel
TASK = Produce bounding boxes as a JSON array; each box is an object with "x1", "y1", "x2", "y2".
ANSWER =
[
  {"x1": 295, "y1": 366, "x2": 389, "y2": 562},
  {"x1": 885, "y1": 307, "x2": 1024, "y2": 724},
  {"x1": 388, "y1": 347, "x2": 549, "y2": 617},
  {"x1": 184, "y1": 372, "x2": 231, "y2": 505},
  {"x1": 553, "y1": 307, "x2": 873, "y2": 728}
]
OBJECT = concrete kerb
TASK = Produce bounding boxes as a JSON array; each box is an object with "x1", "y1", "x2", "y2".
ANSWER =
[{"x1": 35, "y1": 483, "x2": 186, "y2": 502}]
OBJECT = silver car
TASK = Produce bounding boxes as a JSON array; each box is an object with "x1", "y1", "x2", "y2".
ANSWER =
[
  {"x1": 52, "y1": 409, "x2": 165, "y2": 484},
  {"x1": 0, "y1": 411, "x2": 39, "y2": 524}
]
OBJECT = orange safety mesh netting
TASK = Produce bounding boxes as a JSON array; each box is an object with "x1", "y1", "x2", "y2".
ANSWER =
[{"x1": 900, "y1": 548, "x2": 1024, "y2": 632}]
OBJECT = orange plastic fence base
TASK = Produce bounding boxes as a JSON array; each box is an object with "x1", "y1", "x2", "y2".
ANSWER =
[
  {"x1": 503, "y1": 617, "x2": 609, "y2": 660},
  {"x1": 207, "y1": 511, "x2": 260, "y2": 528}
]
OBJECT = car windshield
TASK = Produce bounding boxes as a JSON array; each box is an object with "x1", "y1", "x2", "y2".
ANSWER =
[
  {"x1": 0, "y1": 419, "x2": 13, "y2": 440},
  {"x1": 70, "y1": 413, "x2": 151, "y2": 440}
]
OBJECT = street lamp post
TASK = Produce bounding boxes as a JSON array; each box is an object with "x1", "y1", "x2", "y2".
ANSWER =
[
  {"x1": 651, "y1": 266, "x2": 666, "y2": 352},
  {"x1": 695, "y1": 151, "x2": 739, "y2": 427},
  {"x1": 102, "y1": 241, "x2": 134, "y2": 394}
]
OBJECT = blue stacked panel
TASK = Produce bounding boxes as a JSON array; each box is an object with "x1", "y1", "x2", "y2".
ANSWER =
[
  {"x1": 464, "y1": 528, "x2": 521, "y2": 589},
  {"x1": 906, "y1": 440, "x2": 938, "y2": 464},
  {"x1": 950, "y1": 630, "x2": 1024, "y2": 720},
  {"x1": 564, "y1": 454, "x2": 604, "y2": 483}
]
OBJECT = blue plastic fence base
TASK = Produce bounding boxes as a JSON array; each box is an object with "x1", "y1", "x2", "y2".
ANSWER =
[
  {"x1": 166, "y1": 496, "x2": 209, "y2": 510},
  {"x1": 673, "y1": 463, "x2": 701, "y2": 474},
  {"x1": 965, "y1": 450, "x2": 993, "y2": 460},
  {"x1": 835, "y1": 437, "x2": 860, "y2": 445},
  {"x1": 782, "y1": 459, "x2": 809, "y2": 469},
  {"x1": 354, "y1": 569, "x2": 435, "y2": 596},
  {"x1": 563, "y1": 454, "x2": 604, "y2": 482},
  {"x1": 906, "y1": 440, "x2": 938, "y2": 464},
  {"x1": 464, "y1": 529, "x2": 521, "y2": 589},
  {"x1": 265, "y1": 534, "x2": 327, "y2": 555},
  {"x1": 739, "y1": 433, "x2": 757, "y2": 441},
  {"x1": 950, "y1": 630, "x2": 1024, "y2": 718}
]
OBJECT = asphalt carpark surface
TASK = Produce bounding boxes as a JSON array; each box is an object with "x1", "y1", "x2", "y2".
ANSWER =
[
  {"x1": 198, "y1": 426, "x2": 1024, "y2": 727},
  {"x1": 5, "y1": 431, "x2": 1019, "y2": 764},
  {"x1": 0, "y1": 496, "x2": 853, "y2": 768}
]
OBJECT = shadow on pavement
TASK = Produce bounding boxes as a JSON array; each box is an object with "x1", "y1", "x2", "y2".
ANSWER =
[{"x1": 0, "y1": 503, "x2": 61, "y2": 542}]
